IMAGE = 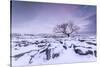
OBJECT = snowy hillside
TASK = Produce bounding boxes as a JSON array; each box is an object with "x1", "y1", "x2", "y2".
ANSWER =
[{"x1": 11, "y1": 33, "x2": 96, "y2": 66}]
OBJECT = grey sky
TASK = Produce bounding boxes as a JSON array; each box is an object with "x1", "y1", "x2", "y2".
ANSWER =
[{"x1": 11, "y1": 1, "x2": 96, "y2": 34}]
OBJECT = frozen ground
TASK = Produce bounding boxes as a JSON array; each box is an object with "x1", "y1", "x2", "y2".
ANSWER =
[{"x1": 11, "y1": 33, "x2": 97, "y2": 67}]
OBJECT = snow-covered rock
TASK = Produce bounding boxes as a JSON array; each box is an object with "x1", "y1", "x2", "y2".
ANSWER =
[{"x1": 11, "y1": 33, "x2": 96, "y2": 66}]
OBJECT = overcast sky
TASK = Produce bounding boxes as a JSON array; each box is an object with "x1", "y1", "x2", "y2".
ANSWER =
[{"x1": 11, "y1": 1, "x2": 96, "y2": 34}]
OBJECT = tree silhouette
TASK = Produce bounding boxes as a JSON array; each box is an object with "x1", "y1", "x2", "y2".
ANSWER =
[{"x1": 53, "y1": 21, "x2": 80, "y2": 37}]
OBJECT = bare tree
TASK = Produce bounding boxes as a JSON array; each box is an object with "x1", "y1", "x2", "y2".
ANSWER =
[{"x1": 53, "y1": 21, "x2": 80, "y2": 37}]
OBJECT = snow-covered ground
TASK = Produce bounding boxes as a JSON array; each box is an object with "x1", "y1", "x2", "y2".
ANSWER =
[{"x1": 11, "y1": 33, "x2": 96, "y2": 67}]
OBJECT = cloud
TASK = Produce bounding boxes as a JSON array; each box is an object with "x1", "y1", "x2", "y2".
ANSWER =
[{"x1": 11, "y1": 1, "x2": 96, "y2": 34}]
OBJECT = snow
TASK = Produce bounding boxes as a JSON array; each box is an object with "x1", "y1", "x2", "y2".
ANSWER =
[{"x1": 11, "y1": 34, "x2": 96, "y2": 66}]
